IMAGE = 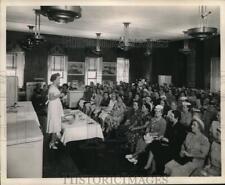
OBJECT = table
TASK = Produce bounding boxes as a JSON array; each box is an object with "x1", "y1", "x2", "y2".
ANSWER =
[
  {"x1": 61, "y1": 110, "x2": 104, "y2": 145},
  {"x1": 7, "y1": 101, "x2": 43, "y2": 178},
  {"x1": 7, "y1": 101, "x2": 40, "y2": 126}
]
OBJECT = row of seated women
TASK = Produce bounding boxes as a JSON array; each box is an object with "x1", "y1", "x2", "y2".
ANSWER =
[
  {"x1": 77, "y1": 82, "x2": 220, "y2": 176},
  {"x1": 125, "y1": 104, "x2": 220, "y2": 176}
]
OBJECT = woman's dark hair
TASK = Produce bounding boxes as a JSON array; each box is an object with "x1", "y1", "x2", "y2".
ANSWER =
[
  {"x1": 143, "y1": 103, "x2": 151, "y2": 112},
  {"x1": 117, "y1": 94, "x2": 124, "y2": 100},
  {"x1": 62, "y1": 83, "x2": 69, "y2": 89},
  {"x1": 172, "y1": 110, "x2": 181, "y2": 121},
  {"x1": 50, "y1": 73, "x2": 60, "y2": 82}
]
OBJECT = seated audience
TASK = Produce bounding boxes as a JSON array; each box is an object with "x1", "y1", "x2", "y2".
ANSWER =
[
  {"x1": 60, "y1": 83, "x2": 69, "y2": 108},
  {"x1": 164, "y1": 116, "x2": 210, "y2": 176},
  {"x1": 56, "y1": 78, "x2": 221, "y2": 177},
  {"x1": 99, "y1": 93, "x2": 117, "y2": 119},
  {"x1": 125, "y1": 105, "x2": 167, "y2": 165},
  {"x1": 144, "y1": 110, "x2": 186, "y2": 174},
  {"x1": 180, "y1": 101, "x2": 192, "y2": 130},
  {"x1": 104, "y1": 95, "x2": 127, "y2": 132},
  {"x1": 191, "y1": 122, "x2": 221, "y2": 176},
  {"x1": 126, "y1": 103, "x2": 152, "y2": 153}
]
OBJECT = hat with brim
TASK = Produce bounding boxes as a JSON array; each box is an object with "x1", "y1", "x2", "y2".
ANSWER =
[
  {"x1": 192, "y1": 115, "x2": 205, "y2": 131},
  {"x1": 180, "y1": 96, "x2": 188, "y2": 101},
  {"x1": 155, "y1": 105, "x2": 164, "y2": 111},
  {"x1": 182, "y1": 101, "x2": 191, "y2": 106},
  {"x1": 160, "y1": 95, "x2": 167, "y2": 99}
]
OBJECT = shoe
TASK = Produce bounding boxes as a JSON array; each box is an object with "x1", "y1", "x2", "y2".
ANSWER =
[
  {"x1": 125, "y1": 154, "x2": 133, "y2": 159},
  {"x1": 133, "y1": 159, "x2": 138, "y2": 165},
  {"x1": 55, "y1": 140, "x2": 59, "y2": 144},
  {"x1": 127, "y1": 157, "x2": 138, "y2": 164},
  {"x1": 49, "y1": 143, "x2": 58, "y2": 150}
]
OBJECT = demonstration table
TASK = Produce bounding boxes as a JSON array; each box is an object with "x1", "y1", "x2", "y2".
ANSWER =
[
  {"x1": 61, "y1": 110, "x2": 104, "y2": 145},
  {"x1": 7, "y1": 101, "x2": 43, "y2": 178}
]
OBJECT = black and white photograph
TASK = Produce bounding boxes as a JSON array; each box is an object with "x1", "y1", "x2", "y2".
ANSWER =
[{"x1": 1, "y1": 1, "x2": 225, "y2": 184}]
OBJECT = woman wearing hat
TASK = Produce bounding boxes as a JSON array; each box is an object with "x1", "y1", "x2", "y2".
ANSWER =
[
  {"x1": 125, "y1": 105, "x2": 167, "y2": 167},
  {"x1": 46, "y1": 73, "x2": 64, "y2": 149},
  {"x1": 180, "y1": 101, "x2": 192, "y2": 129},
  {"x1": 164, "y1": 116, "x2": 210, "y2": 176},
  {"x1": 191, "y1": 122, "x2": 221, "y2": 176},
  {"x1": 125, "y1": 103, "x2": 152, "y2": 154}
]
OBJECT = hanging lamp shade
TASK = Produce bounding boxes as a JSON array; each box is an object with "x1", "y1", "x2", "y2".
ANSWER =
[
  {"x1": 118, "y1": 22, "x2": 133, "y2": 51},
  {"x1": 144, "y1": 39, "x2": 153, "y2": 56},
  {"x1": 33, "y1": 9, "x2": 46, "y2": 45},
  {"x1": 92, "y1": 33, "x2": 103, "y2": 56},
  {"x1": 40, "y1": 6, "x2": 81, "y2": 24},
  {"x1": 179, "y1": 39, "x2": 192, "y2": 54},
  {"x1": 20, "y1": 25, "x2": 36, "y2": 50},
  {"x1": 186, "y1": 6, "x2": 217, "y2": 40}
]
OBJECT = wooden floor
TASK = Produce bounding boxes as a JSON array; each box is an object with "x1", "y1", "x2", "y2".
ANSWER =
[{"x1": 38, "y1": 113, "x2": 142, "y2": 177}]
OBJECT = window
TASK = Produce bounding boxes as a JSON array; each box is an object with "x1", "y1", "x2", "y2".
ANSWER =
[
  {"x1": 6, "y1": 52, "x2": 25, "y2": 88},
  {"x1": 47, "y1": 55, "x2": 68, "y2": 85},
  {"x1": 85, "y1": 57, "x2": 102, "y2": 85},
  {"x1": 87, "y1": 70, "x2": 97, "y2": 85},
  {"x1": 116, "y1": 57, "x2": 129, "y2": 84}
]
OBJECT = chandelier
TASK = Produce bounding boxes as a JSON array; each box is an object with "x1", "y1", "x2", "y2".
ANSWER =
[
  {"x1": 118, "y1": 22, "x2": 133, "y2": 51},
  {"x1": 185, "y1": 6, "x2": 217, "y2": 40},
  {"x1": 179, "y1": 39, "x2": 192, "y2": 54},
  {"x1": 20, "y1": 10, "x2": 45, "y2": 50},
  {"x1": 20, "y1": 25, "x2": 36, "y2": 50},
  {"x1": 92, "y1": 33, "x2": 102, "y2": 56},
  {"x1": 40, "y1": 6, "x2": 81, "y2": 24},
  {"x1": 144, "y1": 39, "x2": 153, "y2": 56},
  {"x1": 33, "y1": 9, "x2": 45, "y2": 45}
]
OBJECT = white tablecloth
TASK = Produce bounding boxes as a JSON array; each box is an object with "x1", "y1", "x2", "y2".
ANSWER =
[
  {"x1": 61, "y1": 110, "x2": 104, "y2": 145},
  {"x1": 7, "y1": 101, "x2": 40, "y2": 126}
]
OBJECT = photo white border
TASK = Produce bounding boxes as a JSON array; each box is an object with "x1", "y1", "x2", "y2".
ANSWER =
[{"x1": 1, "y1": 0, "x2": 225, "y2": 184}]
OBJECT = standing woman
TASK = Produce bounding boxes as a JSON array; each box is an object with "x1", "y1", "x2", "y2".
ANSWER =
[{"x1": 47, "y1": 73, "x2": 64, "y2": 149}]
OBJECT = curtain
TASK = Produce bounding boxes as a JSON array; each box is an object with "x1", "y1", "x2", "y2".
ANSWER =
[
  {"x1": 47, "y1": 55, "x2": 68, "y2": 85},
  {"x1": 210, "y1": 57, "x2": 220, "y2": 92},
  {"x1": 116, "y1": 57, "x2": 129, "y2": 84},
  {"x1": 6, "y1": 52, "x2": 25, "y2": 88},
  {"x1": 85, "y1": 57, "x2": 103, "y2": 85}
]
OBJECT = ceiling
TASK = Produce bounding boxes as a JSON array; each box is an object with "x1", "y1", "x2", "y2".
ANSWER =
[{"x1": 6, "y1": 6, "x2": 220, "y2": 42}]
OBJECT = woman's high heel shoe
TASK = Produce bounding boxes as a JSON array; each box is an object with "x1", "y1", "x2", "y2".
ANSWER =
[{"x1": 49, "y1": 143, "x2": 58, "y2": 150}]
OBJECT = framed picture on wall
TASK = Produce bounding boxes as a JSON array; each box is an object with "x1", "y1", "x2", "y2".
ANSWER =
[
  {"x1": 68, "y1": 62, "x2": 85, "y2": 75},
  {"x1": 102, "y1": 62, "x2": 116, "y2": 76}
]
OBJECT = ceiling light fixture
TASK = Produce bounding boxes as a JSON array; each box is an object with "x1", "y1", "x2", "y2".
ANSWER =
[
  {"x1": 185, "y1": 6, "x2": 217, "y2": 40},
  {"x1": 179, "y1": 39, "x2": 192, "y2": 54},
  {"x1": 95, "y1": 33, "x2": 101, "y2": 52},
  {"x1": 34, "y1": 9, "x2": 45, "y2": 45},
  {"x1": 92, "y1": 33, "x2": 102, "y2": 56},
  {"x1": 40, "y1": 6, "x2": 81, "y2": 24},
  {"x1": 20, "y1": 25, "x2": 36, "y2": 50},
  {"x1": 118, "y1": 22, "x2": 133, "y2": 51},
  {"x1": 144, "y1": 39, "x2": 153, "y2": 56}
]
